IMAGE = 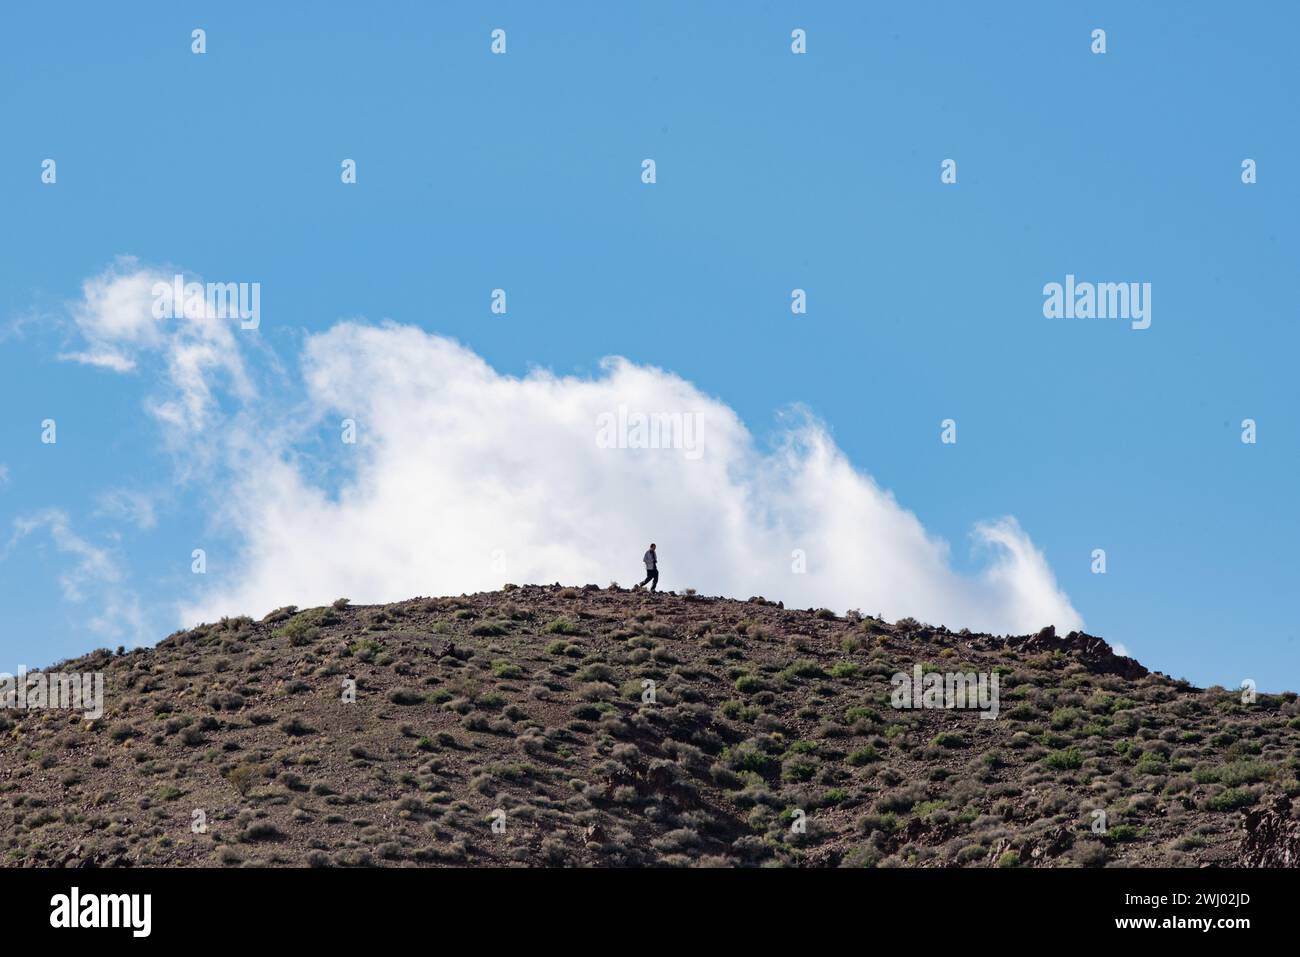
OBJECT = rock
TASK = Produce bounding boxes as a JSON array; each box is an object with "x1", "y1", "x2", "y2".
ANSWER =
[
  {"x1": 1240, "y1": 795, "x2": 1300, "y2": 867},
  {"x1": 969, "y1": 628, "x2": 1148, "y2": 680},
  {"x1": 1023, "y1": 826, "x2": 1073, "y2": 861}
]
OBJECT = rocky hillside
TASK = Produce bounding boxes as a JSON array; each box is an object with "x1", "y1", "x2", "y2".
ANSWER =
[{"x1": 3, "y1": 585, "x2": 1297, "y2": 867}]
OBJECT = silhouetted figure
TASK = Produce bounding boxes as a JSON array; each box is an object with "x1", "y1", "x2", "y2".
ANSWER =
[{"x1": 637, "y1": 543, "x2": 659, "y2": 592}]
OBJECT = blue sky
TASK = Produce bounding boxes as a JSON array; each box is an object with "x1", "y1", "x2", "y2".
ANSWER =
[{"x1": 1, "y1": 2, "x2": 1296, "y2": 691}]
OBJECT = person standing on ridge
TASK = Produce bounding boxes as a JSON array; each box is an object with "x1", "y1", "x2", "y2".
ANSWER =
[{"x1": 637, "y1": 543, "x2": 659, "y2": 593}]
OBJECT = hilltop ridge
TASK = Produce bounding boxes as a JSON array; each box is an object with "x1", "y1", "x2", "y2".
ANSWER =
[{"x1": 2, "y1": 584, "x2": 1297, "y2": 868}]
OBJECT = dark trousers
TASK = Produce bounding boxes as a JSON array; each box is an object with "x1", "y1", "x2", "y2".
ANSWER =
[{"x1": 638, "y1": 568, "x2": 659, "y2": 591}]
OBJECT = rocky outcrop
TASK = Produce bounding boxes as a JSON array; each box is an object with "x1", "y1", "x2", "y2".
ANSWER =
[
  {"x1": 1240, "y1": 796, "x2": 1300, "y2": 867},
  {"x1": 968, "y1": 625, "x2": 1149, "y2": 680}
]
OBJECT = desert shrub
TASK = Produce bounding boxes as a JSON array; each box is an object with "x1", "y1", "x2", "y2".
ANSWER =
[
  {"x1": 782, "y1": 757, "x2": 818, "y2": 783},
  {"x1": 1043, "y1": 748, "x2": 1084, "y2": 771},
  {"x1": 720, "y1": 700, "x2": 761, "y2": 722},
  {"x1": 1217, "y1": 760, "x2": 1273, "y2": 787},
  {"x1": 847, "y1": 746, "x2": 880, "y2": 766},
  {"x1": 1134, "y1": 751, "x2": 1168, "y2": 775},
  {"x1": 1050, "y1": 707, "x2": 1085, "y2": 730},
  {"x1": 280, "y1": 717, "x2": 314, "y2": 737},
  {"x1": 226, "y1": 764, "x2": 260, "y2": 796},
  {"x1": 576, "y1": 663, "x2": 616, "y2": 683},
  {"x1": 734, "y1": 674, "x2": 767, "y2": 694},
  {"x1": 876, "y1": 785, "x2": 927, "y2": 814},
  {"x1": 239, "y1": 821, "x2": 284, "y2": 843},
  {"x1": 780, "y1": 660, "x2": 826, "y2": 681},
  {"x1": 1071, "y1": 840, "x2": 1108, "y2": 867},
  {"x1": 724, "y1": 744, "x2": 779, "y2": 777},
  {"x1": 844, "y1": 706, "x2": 880, "y2": 724},
  {"x1": 1205, "y1": 788, "x2": 1256, "y2": 812},
  {"x1": 274, "y1": 608, "x2": 337, "y2": 645}
]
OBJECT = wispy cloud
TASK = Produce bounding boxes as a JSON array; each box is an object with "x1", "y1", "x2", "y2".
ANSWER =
[
  {"x1": 3, "y1": 507, "x2": 153, "y2": 656},
  {"x1": 7, "y1": 508, "x2": 121, "y2": 603},
  {"x1": 57, "y1": 256, "x2": 254, "y2": 433},
  {"x1": 96, "y1": 488, "x2": 158, "y2": 531},
  {"x1": 88, "y1": 592, "x2": 151, "y2": 649},
  {"x1": 57, "y1": 349, "x2": 137, "y2": 372}
]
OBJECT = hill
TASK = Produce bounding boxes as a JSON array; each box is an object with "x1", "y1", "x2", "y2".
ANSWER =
[{"x1": 3, "y1": 585, "x2": 1297, "y2": 867}]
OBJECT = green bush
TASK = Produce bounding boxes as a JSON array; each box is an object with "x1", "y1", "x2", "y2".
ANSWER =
[
  {"x1": 1206, "y1": 788, "x2": 1256, "y2": 812},
  {"x1": 725, "y1": 744, "x2": 778, "y2": 776},
  {"x1": 1043, "y1": 748, "x2": 1084, "y2": 771},
  {"x1": 780, "y1": 660, "x2": 827, "y2": 681},
  {"x1": 734, "y1": 674, "x2": 766, "y2": 694},
  {"x1": 491, "y1": 661, "x2": 524, "y2": 679}
]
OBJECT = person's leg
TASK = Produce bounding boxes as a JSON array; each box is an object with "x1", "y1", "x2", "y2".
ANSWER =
[{"x1": 650, "y1": 569, "x2": 658, "y2": 592}]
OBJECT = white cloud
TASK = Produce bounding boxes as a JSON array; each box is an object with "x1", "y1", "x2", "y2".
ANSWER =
[
  {"x1": 59, "y1": 262, "x2": 1083, "y2": 639},
  {"x1": 73, "y1": 258, "x2": 167, "y2": 347},
  {"x1": 58, "y1": 258, "x2": 254, "y2": 433},
  {"x1": 57, "y1": 349, "x2": 137, "y2": 372},
  {"x1": 178, "y1": 321, "x2": 1083, "y2": 636},
  {"x1": 0, "y1": 464, "x2": 9, "y2": 487}
]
